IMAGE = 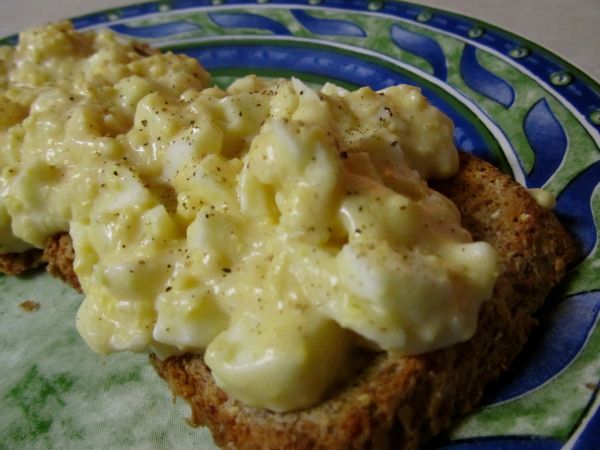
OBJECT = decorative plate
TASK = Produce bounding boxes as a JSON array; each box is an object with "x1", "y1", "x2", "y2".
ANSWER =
[{"x1": 1, "y1": 1, "x2": 599, "y2": 449}]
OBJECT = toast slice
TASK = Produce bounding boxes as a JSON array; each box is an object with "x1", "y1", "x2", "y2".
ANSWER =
[{"x1": 0, "y1": 152, "x2": 577, "y2": 449}]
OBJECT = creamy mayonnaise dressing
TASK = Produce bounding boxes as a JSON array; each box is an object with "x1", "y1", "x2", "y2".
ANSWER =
[{"x1": 0, "y1": 23, "x2": 500, "y2": 411}]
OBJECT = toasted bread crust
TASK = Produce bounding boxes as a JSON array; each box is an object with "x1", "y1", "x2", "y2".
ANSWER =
[
  {"x1": 0, "y1": 248, "x2": 43, "y2": 275},
  {"x1": 0, "y1": 153, "x2": 577, "y2": 449},
  {"x1": 42, "y1": 232, "x2": 81, "y2": 292}
]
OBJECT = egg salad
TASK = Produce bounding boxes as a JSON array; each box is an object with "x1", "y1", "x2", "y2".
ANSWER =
[{"x1": 0, "y1": 22, "x2": 500, "y2": 412}]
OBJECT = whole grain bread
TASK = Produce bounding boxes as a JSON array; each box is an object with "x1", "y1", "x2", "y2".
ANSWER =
[
  {"x1": 0, "y1": 152, "x2": 577, "y2": 449},
  {"x1": 0, "y1": 233, "x2": 80, "y2": 291}
]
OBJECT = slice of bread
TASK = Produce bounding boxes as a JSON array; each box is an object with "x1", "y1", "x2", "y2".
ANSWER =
[{"x1": 0, "y1": 152, "x2": 577, "y2": 449}]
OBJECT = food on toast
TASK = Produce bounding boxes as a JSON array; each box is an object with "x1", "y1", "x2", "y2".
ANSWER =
[{"x1": 0, "y1": 22, "x2": 577, "y2": 449}]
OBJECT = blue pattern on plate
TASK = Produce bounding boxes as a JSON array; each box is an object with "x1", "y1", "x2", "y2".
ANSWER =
[
  {"x1": 110, "y1": 21, "x2": 201, "y2": 38},
  {"x1": 460, "y1": 44, "x2": 515, "y2": 108},
  {"x1": 117, "y1": 2, "x2": 164, "y2": 18},
  {"x1": 291, "y1": 10, "x2": 366, "y2": 37},
  {"x1": 208, "y1": 12, "x2": 291, "y2": 35},
  {"x1": 40, "y1": 0, "x2": 599, "y2": 133},
  {"x1": 390, "y1": 24, "x2": 447, "y2": 80},
  {"x1": 377, "y1": 1, "x2": 600, "y2": 130},
  {"x1": 487, "y1": 292, "x2": 600, "y2": 403},
  {"x1": 555, "y1": 159, "x2": 600, "y2": 258},
  {"x1": 438, "y1": 436, "x2": 563, "y2": 450},
  {"x1": 524, "y1": 98, "x2": 568, "y2": 187}
]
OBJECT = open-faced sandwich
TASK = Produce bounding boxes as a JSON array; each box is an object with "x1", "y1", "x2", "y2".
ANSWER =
[{"x1": 0, "y1": 22, "x2": 577, "y2": 449}]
